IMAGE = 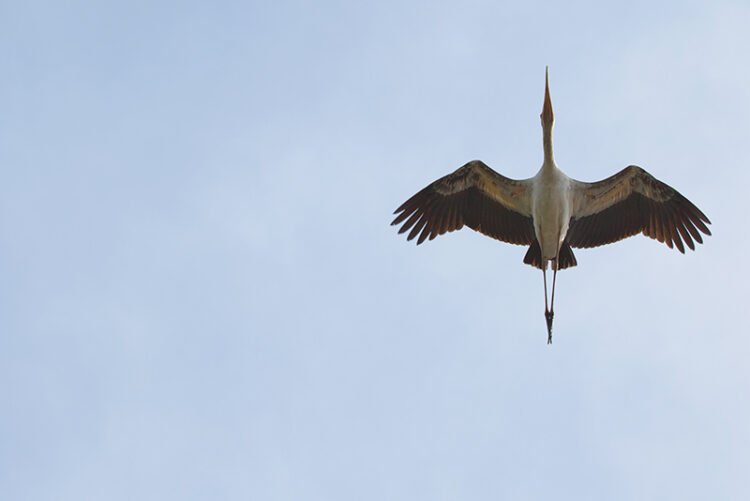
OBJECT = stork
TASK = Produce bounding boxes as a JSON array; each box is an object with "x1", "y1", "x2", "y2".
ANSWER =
[{"x1": 391, "y1": 68, "x2": 711, "y2": 343}]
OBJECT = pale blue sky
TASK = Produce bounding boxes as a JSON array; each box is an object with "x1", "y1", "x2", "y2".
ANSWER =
[{"x1": 1, "y1": 1, "x2": 749, "y2": 499}]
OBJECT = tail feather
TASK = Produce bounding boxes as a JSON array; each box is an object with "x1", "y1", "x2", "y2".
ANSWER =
[
  {"x1": 557, "y1": 241, "x2": 577, "y2": 269},
  {"x1": 523, "y1": 240, "x2": 543, "y2": 269},
  {"x1": 523, "y1": 240, "x2": 578, "y2": 270}
]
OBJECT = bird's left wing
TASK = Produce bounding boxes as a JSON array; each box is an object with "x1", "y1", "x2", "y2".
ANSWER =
[
  {"x1": 567, "y1": 165, "x2": 711, "y2": 253},
  {"x1": 391, "y1": 160, "x2": 534, "y2": 245}
]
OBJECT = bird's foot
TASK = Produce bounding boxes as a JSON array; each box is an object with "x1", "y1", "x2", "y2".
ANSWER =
[{"x1": 545, "y1": 310, "x2": 554, "y2": 344}]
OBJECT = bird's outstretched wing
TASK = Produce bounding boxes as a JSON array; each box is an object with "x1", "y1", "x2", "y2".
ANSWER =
[
  {"x1": 391, "y1": 160, "x2": 535, "y2": 245},
  {"x1": 567, "y1": 165, "x2": 711, "y2": 252}
]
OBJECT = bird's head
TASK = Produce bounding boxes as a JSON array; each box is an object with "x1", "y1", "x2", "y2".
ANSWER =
[{"x1": 540, "y1": 66, "x2": 554, "y2": 129}]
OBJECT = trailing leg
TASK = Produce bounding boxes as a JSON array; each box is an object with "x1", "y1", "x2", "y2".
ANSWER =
[
  {"x1": 542, "y1": 266, "x2": 554, "y2": 343},
  {"x1": 547, "y1": 261, "x2": 557, "y2": 344}
]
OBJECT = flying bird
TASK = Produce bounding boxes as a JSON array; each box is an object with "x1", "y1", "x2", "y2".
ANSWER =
[{"x1": 391, "y1": 68, "x2": 711, "y2": 343}]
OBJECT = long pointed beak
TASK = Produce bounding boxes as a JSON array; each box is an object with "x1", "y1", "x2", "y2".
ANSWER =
[{"x1": 541, "y1": 66, "x2": 554, "y2": 127}]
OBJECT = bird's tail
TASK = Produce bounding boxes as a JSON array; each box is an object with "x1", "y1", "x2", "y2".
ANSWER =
[{"x1": 523, "y1": 240, "x2": 577, "y2": 270}]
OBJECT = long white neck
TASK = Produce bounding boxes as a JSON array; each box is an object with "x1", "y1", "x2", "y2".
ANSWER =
[{"x1": 542, "y1": 123, "x2": 555, "y2": 168}]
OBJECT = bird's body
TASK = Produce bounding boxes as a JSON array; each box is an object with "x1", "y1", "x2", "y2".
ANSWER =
[
  {"x1": 391, "y1": 68, "x2": 711, "y2": 343},
  {"x1": 532, "y1": 163, "x2": 571, "y2": 266}
]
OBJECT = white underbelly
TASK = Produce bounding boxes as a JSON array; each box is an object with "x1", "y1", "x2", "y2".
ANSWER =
[{"x1": 533, "y1": 179, "x2": 571, "y2": 261}]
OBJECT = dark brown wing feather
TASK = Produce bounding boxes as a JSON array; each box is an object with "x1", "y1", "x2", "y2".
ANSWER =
[
  {"x1": 567, "y1": 165, "x2": 711, "y2": 253},
  {"x1": 391, "y1": 160, "x2": 535, "y2": 246}
]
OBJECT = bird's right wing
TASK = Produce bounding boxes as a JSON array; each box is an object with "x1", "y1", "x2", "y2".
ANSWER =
[
  {"x1": 567, "y1": 165, "x2": 711, "y2": 253},
  {"x1": 391, "y1": 160, "x2": 535, "y2": 245}
]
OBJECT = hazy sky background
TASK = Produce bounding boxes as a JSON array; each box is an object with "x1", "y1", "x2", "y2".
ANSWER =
[{"x1": 1, "y1": 1, "x2": 749, "y2": 499}]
